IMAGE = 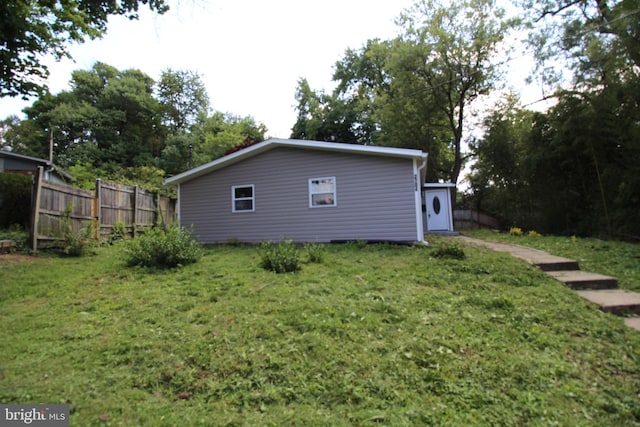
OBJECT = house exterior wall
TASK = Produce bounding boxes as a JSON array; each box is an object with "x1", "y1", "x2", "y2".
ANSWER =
[
  {"x1": 179, "y1": 147, "x2": 420, "y2": 243},
  {"x1": 0, "y1": 157, "x2": 42, "y2": 173}
]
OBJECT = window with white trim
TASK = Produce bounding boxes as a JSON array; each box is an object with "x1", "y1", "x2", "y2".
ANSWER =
[
  {"x1": 309, "y1": 177, "x2": 336, "y2": 207},
  {"x1": 232, "y1": 185, "x2": 255, "y2": 212}
]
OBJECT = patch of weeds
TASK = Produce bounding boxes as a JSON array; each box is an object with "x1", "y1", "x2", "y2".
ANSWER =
[
  {"x1": 108, "y1": 221, "x2": 127, "y2": 244},
  {"x1": 431, "y1": 241, "x2": 466, "y2": 260},
  {"x1": 58, "y1": 204, "x2": 98, "y2": 257},
  {"x1": 259, "y1": 239, "x2": 300, "y2": 273},
  {"x1": 0, "y1": 224, "x2": 29, "y2": 252},
  {"x1": 304, "y1": 243, "x2": 325, "y2": 263},
  {"x1": 124, "y1": 225, "x2": 202, "y2": 268}
]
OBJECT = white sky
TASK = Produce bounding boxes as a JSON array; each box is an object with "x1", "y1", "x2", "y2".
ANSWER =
[{"x1": 0, "y1": 0, "x2": 547, "y2": 140}]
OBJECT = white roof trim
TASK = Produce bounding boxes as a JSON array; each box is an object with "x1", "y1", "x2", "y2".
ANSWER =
[{"x1": 164, "y1": 138, "x2": 427, "y2": 185}]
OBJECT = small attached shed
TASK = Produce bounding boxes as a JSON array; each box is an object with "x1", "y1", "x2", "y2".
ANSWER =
[
  {"x1": 164, "y1": 138, "x2": 428, "y2": 244},
  {"x1": 424, "y1": 182, "x2": 457, "y2": 234}
]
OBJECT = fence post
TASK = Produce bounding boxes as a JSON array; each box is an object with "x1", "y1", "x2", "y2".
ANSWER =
[
  {"x1": 29, "y1": 166, "x2": 44, "y2": 253},
  {"x1": 155, "y1": 191, "x2": 162, "y2": 228},
  {"x1": 95, "y1": 179, "x2": 102, "y2": 240},
  {"x1": 133, "y1": 185, "x2": 139, "y2": 236}
]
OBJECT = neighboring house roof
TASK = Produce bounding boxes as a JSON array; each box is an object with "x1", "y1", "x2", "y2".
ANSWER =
[
  {"x1": 0, "y1": 149, "x2": 50, "y2": 166},
  {"x1": 164, "y1": 138, "x2": 428, "y2": 186},
  {"x1": 0, "y1": 149, "x2": 74, "y2": 181}
]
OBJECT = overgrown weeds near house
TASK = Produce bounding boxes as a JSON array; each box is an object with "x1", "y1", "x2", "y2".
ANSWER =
[{"x1": 1, "y1": 239, "x2": 640, "y2": 425}]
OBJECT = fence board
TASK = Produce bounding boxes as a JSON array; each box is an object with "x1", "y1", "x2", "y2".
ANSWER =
[
  {"x1": 453, "y1": 209, "x2": 500, "y2": 230},
  {"x1": 30, "y1": 170, "x2": 175, "y2": 250}
]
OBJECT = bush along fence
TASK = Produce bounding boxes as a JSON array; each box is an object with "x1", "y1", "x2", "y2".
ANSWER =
[{"x1": 29, "y1": 166, "x2": 175, "y2": 251}]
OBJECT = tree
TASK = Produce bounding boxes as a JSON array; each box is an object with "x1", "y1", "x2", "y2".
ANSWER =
[
  {"x1": 290, "y1": 78, "x2": 364, "y2": 144},
  {"x1": 191, "y1": 112, "x2": 267, "y2": 163},
  {"x1": 522, "y1": 0, "x2": 640, "y2": 90},
  {"x1": 396, "y1": 0, "x2": 518, "y2": 187},
  {"x1": 0, "y1": 0, "x2": 169, "y2": 99},
  {"x1": 10, "y1": 62, "x2": 164, "y2": 168},
  {"x1": 156, "y1": 69, "x2": 210, "y2": 134}
]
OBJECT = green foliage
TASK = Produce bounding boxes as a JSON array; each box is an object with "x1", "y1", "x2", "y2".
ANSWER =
[
  {"x1": 430, "y1": 240, "x2": 466, "y2": 259},
  {"x1": 109, "y1": 222, "x2": 127, "y2": 244},
  {"x1": 124, "y1": 225, "x2": 202, "y2": 269},
  {"x1": 157, "y1": 69, "x2": 210, "y2": 133},
  {"x1": 0, "y1": 0, "x2": 168, "y2": 98},
  {"x1": 0, "y1": 173, "x2": 32, "y2": 229},
  {"x1": 259, "y1": 240, "x2": 300, "y2": 273},
  {"x1": 304, "y1": 242, "x2": 326, "y2": 263},
  {"x1": 468, "y1": 84, "x2": 640, "y2": 237},
  {"x1": 58, "y1": 205, "x2": 97, "y2": 257},
  {"x1": 0, "y1": 224, "x2": 29, "y2": 252}
]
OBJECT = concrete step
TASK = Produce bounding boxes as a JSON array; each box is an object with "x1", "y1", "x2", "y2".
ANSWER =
[
  {"x1": 536, "y1": 260, "x2": 581, "y2": 272},
  {"x1": 577, "y1": 289, "x2": 640, "y2": 316},
  {"x1": 548, "y1": 270, "x2": 618, "y2": 290},
  {"x1": 624, "y1": 317, "x2": 640, "y2": 331}
]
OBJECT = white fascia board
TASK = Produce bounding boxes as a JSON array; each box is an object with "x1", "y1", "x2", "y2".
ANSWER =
[{"x1": 164, "y1": 138, "x2": 427, "y2": 186}]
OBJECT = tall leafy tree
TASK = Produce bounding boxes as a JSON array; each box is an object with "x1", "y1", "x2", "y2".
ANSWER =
[
  {"x1": 395, "y1": 0, "x2": 518, "y2": 187},
  {"x1": 522, "y1": 0, "x2": 640, "y2": 90},
  {"x1": 291, "y1": 78, "x2": 363, "y2": 144},
  {"x1": 0, "y1": 0, "x2": 169, "y2": 99},
  {"x1": 10, "y1": 62, "x2": 164, "y2": 168},
  {"x1": 156, "y1": 69, "x2": 210, "y2": 134}
]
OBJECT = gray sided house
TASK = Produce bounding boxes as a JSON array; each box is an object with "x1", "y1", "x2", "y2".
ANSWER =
[
  {"x1": 164, "y1": 138, "x2": 428, "y2": 244},
  {"x1": 0, "y1": 149, "x2": 72, "y2": 184}
]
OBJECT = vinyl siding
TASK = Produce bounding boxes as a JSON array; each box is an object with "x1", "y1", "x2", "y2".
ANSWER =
[{"x1": 180, "y1": 147, "x2": 419, "y2": 243}]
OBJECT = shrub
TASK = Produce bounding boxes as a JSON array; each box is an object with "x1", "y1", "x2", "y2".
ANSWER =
[
  {"x1": 124, "y1": 225, "x2": 202, "y2": 268},
  {"x1": 259, "y1": 240, "x2": 300, "y2": 273},
  {"x1": 304, "y1": 242, "x2": 325, "y2": 263},
  {"x1": 527, "y1": 230, "x2": 542, "y2": 237},
  {"x1": 59, "y1": 204, "x2": 97, "y2": 257},
  {"x1": 109, "y1": 221, "x2": 127, "y2": 244},
  {"x1": 431, "y1": 241, "x2": 466, "y2": 260}
]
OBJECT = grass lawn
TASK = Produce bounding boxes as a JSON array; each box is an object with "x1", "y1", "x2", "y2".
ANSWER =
[
  {"x1": 1, "y1": 238, "x2": 640, "y2": 426},
  {"x1": 465, "y1": 229, "x2": 640, "y2": 293}
]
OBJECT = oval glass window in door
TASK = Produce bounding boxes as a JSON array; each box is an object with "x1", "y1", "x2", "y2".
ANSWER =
[{"x1": 433, "y1": 196, "x2": 441, "y2": 215}]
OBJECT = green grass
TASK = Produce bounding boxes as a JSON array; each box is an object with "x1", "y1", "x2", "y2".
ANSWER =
[
  {"x1": 1, "y1": 240, "x2": 640, "y2": 425},
  {"x1": 465, "y1": 229, "x2": 640, "y2": 292}
]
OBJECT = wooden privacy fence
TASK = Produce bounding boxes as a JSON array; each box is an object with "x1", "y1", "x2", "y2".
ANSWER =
[
  {"x1": 30, "y1": 166, "x2": 175, "y2": 250},
  {"x1": 453, "y1": 209, "x2": 500, "y2": 230}
]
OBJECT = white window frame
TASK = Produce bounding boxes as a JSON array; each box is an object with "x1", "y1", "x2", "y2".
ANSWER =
[
  {"x1": 232, "y1": 184, "x2": 255, "y2": 213},
  {"x1": 308, "y1": 176, "x2": 337, "y2": 208}
]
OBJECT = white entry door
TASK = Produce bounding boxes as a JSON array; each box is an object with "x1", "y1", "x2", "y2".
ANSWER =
[{"x1": 426, "y1": 189, "x2": 451, "y2": 231}]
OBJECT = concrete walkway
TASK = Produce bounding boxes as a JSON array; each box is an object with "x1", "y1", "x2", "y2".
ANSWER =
[{"x1": 458, "y1": 236, "x2": 640, "y2": 331}]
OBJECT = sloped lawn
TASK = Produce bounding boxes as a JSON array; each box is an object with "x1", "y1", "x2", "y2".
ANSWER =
[
  {"x1": 1, "y1": 239, "x2": 639, "y2": 426},
  {"x1": 466, "y1": 229, "x2": 640, "y2": 293}
]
